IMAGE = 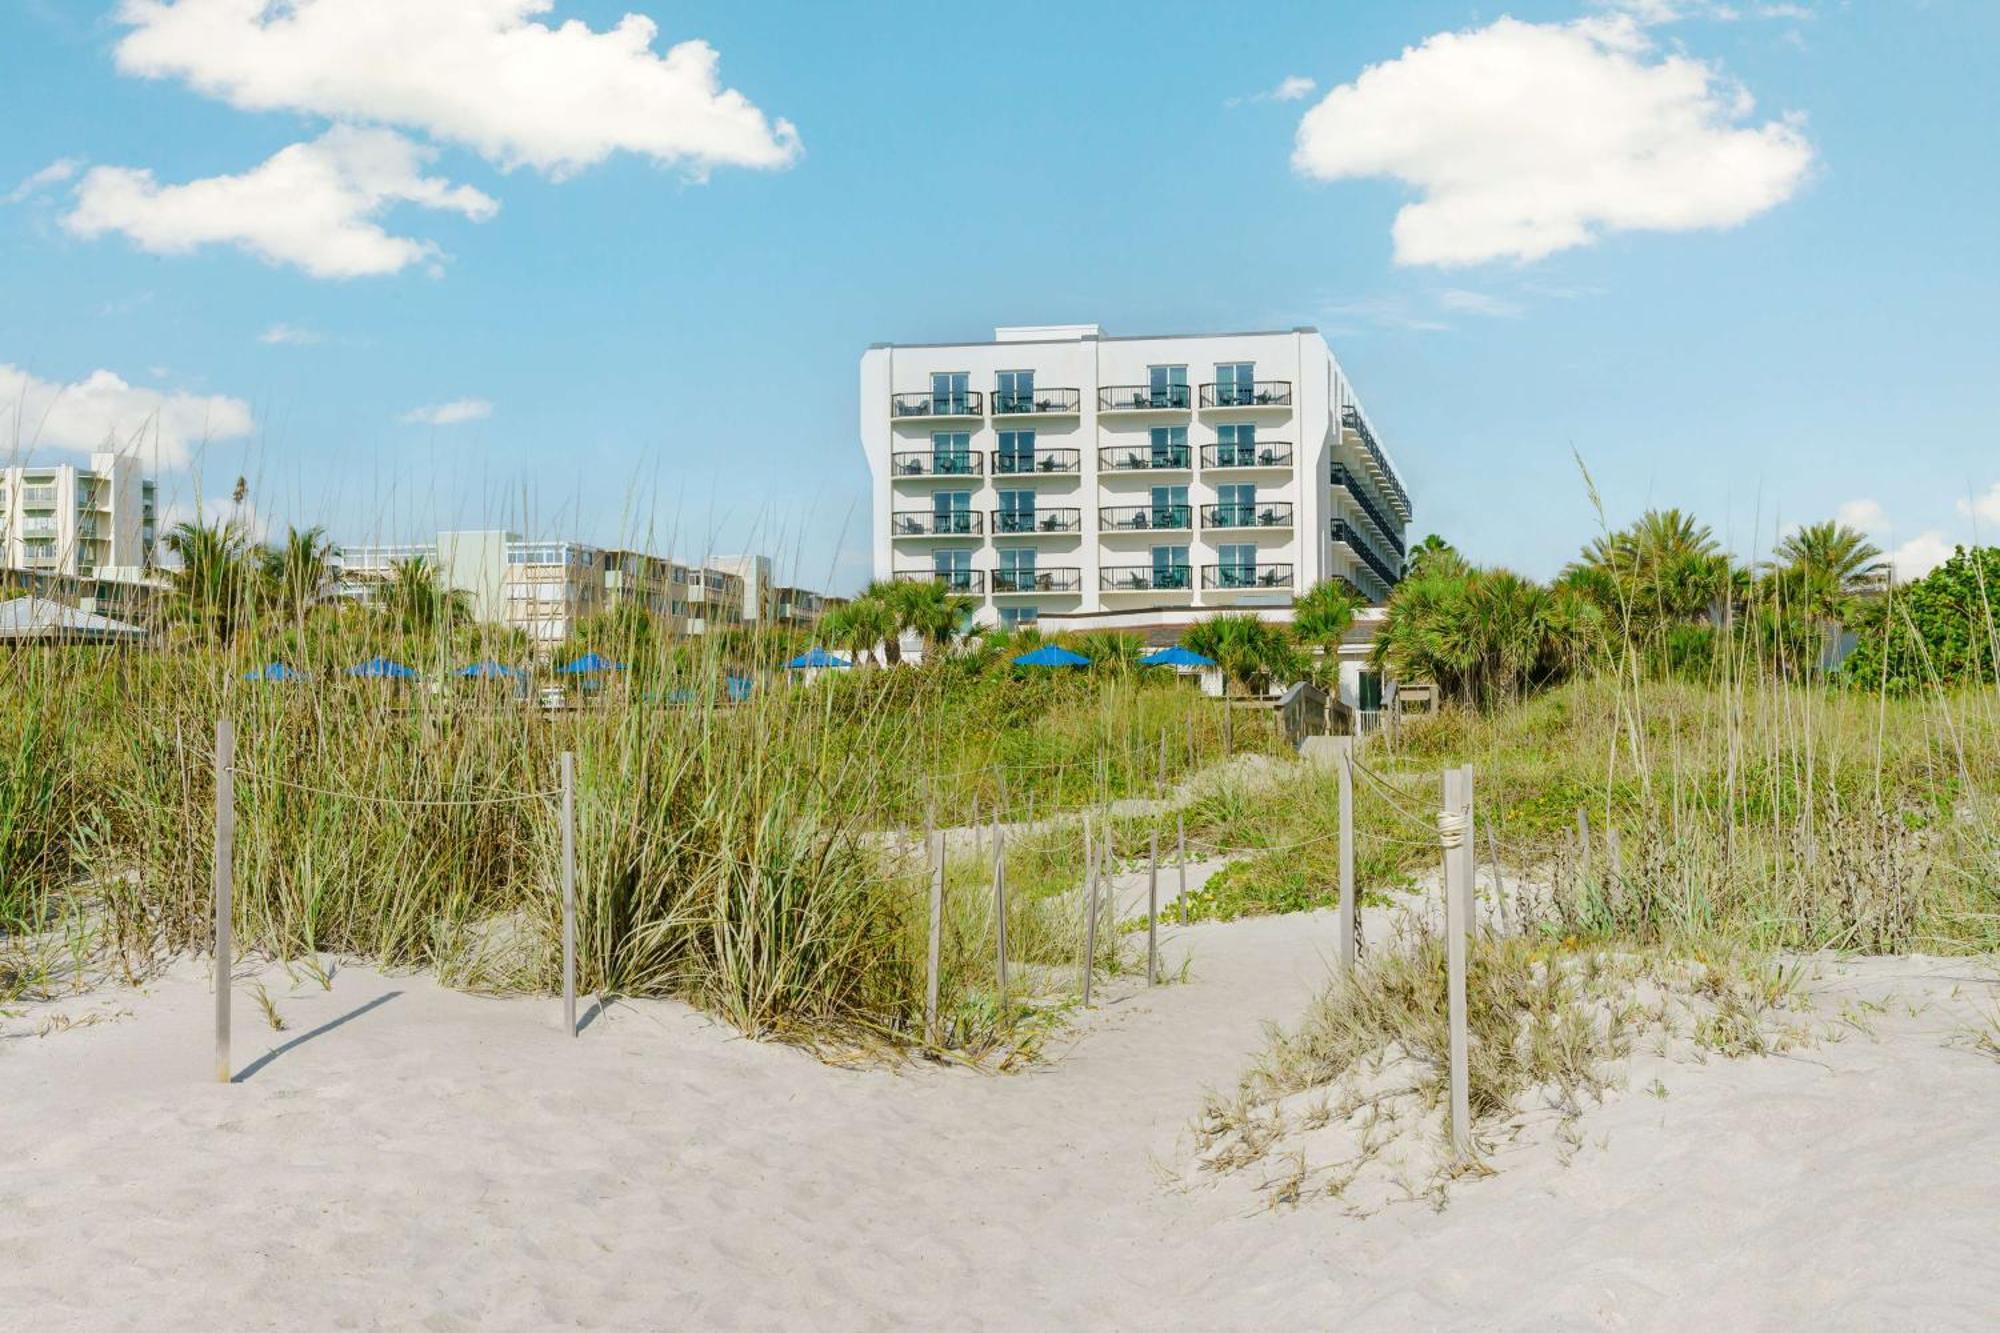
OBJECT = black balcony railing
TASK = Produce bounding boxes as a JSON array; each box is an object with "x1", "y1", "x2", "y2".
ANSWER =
[
  {"x1": 991, "y1": 507, "x2": 1082, "y2": 535},
  {"x1": 894, "y1": 568, "x2": 985, "y2": 593},
  {"x1": 1202, "y1": 563, "x2": 1295, "y2": 591},
  {"x1": 1330, "y1": 463, "x2": 1407, "y2": 558},
  {"x1": 891, "y1": 510, "x2": 983, "y2": 536},
  {"x1": 1100, "y1": 564, "x2": 1193, "y2": 592},
  {"x1": 991, "y1": 387, "x2": 1080, "y2": 415},
  {"x1": 992, "y1": 566, "x2": 1082, "y2": 593},
  {"x1": 1099, "y1": 384, "x2": 1193, "y2": 411},
  {"x1": 892, "y1": 449, "x2": 983, "y2": 477},
  {"x1": 890, "y1": 390, "x2": 983, "y2": 418},
  {"x1": 1199, "y1": 380, "x2": 1292, "y2": 409},
  {"x1": 1201, "y1": 502, "x2": 1294, "y2": 529},
  {"x1": 1100, "y1": 504, "x2": 1192, "y2": 532},
  {"x1": 1340, "y1": 406, "x2": 1411, "y2": 515},
  {"x1": 1331, "y1": 520, "x2": 1401, "y2": 589},
  {"x1": 1201, "y1": 440, "x2": 1294, "y2": 470},
  {"x1": 1099, "y1": 444, "x2": 1192, "y2": 471},
  {"x1": 993, "y1": 447, "x2": 1081, "y2": 474}
]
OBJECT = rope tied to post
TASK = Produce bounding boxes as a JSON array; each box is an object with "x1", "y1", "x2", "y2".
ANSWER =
[{"x1": 1436, "y1": 807, "x2": 1469, "y2": 851}]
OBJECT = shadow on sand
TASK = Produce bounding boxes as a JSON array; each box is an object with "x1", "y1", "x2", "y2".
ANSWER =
[{"x1": 232, "y1": 991, "x2": 403, "y2": 1083}]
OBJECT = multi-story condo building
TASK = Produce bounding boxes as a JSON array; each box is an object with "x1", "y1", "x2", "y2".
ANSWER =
[
  {"x1": 336, "y1": 530, "x2": 776, "y2": 644},
  {"x1": 859, "y1": 325, "x2": 1409, "y2": 629},
  {"x1": 0, "y1": 452, "x2": 157, "y2": 580}
]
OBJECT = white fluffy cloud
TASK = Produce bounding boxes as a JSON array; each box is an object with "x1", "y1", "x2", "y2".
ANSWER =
[
  {"x1": 399, "y1": 398, "x2": 492, "y2": 426},
  {"x1": 258, "y1": 322, "x2": 325, "y2": 346},
  {"x1": 1293, "y1": 16, "x2": 1813, "y2": 266},
  {"x1": 6, "y1": 157, "x2": 81, "y2": 203},
  {"x1": 64, "y1": 126, "x2": 497, "y2": 279},
  {"x1": 112, "y1": 0, "x2": 801, "y2": 179},
  {"x1": 1836, "y1": 498, "x2": 1886, "y2": 530},
  {"x1": 0, "y1": 363, "x2": 254, "y2": 467},
  {"x1": 1955, "y1": 483, "x2": 2000, "y2": 526},
  {"x1": 1888, "y1": 532, "x2": 1954, "y2": 582}
]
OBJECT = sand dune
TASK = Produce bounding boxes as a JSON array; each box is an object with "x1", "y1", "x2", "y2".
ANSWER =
[{"x1": 5, "y1": 907, "x2": 1997, "y2": 1331}]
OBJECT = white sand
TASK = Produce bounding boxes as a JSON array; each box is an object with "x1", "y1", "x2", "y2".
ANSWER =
[{"x1": 5, "y1": 909, "x2": 1997, "y2": 1330}]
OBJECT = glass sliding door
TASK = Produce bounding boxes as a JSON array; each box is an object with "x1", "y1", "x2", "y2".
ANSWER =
[
  {"x1": 932, "y1": 489, "x2": 973, "y2": 534},
  {"x1": 1216, "y1": 543, "x2": 1257, "y2": 588},
  {"x1": 932, "y1": 547, "x2": 972, "y2": 592},
  {"x1": 930, "y1": 371, "x2": 970, "y2": 415},
  {"x1": 1150, "y1": 483, "x2": 1189, "y2": 529},
  {"x1": 931, "y1": 431, "x2": 972, "y2": 476},
  {"x1": 1147, "y1": 364, "x2": 1188, "y2": 408},
  {"x1": 995, "y1": 429, "x2": 1034, "y2": 474},
  {"x1": 1215, "y1": 422, "x2": 1256, "y2": 466},
  {"x1": 1149, "y1": 425, "x2": 1188, "y2": 468},
  {"x1": 1215, "y1": 482, "x2": 1255, "y2": 527},
  {"x1": 994, "y1": 369, "x2": 1035, "y2": 414},
  {"x1": 997, "y1": 546, "x2": 1038, "y2": 591},
  {"x1": 1214, "y1": 361, "x2": 1254, "y2": 406},
  {"x1": 1151, "y1": 544, "x2": 1191, "y2": 589},
  {"x1": 995, "y1": 489, "x2": 1036, "y2": 534}
]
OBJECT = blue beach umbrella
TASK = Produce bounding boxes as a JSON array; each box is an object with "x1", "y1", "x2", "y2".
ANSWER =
[
  {"x1": 243, "y1": 661, "x2": 304, "y2": 682},
  {"x1": 786, "y1": 647, "x2": 851, "y2": 670},
  {"x1": 557, "y1": 652, "x2": 624, "y2": 675},
  {"x1": 1139, "y1": 646, "x2": 1218, "y2": 668},
  {"x1": 347, "y1": 656, "x2": 417, "y2": 680},
  {"x1": 457, "y1": 660, "x2": 520, "y2": 679},
  {"x1": 726, "y1": 673, "x2": 755, "y2": 701},
  {"x1": 1012, "y1": 644, "x2": 1090, "y2": 668}
]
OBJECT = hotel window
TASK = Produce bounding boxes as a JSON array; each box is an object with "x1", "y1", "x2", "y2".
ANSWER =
[
  {"x1": 1150, "y1": 544, "x2": 1190, "y2": 588},
  {"x1": 1217, "y1": 543, "x2": 1257, "y2": 587},
  {"x1": 997, "y1": 547, "x2": 1038, "y2": 589},
  {"x1": 995, "y1": 429, "x2": 1035, "y2": 474},
  {"x1": 1215, "y1": 422, "x2": 1257, "y2": 466},
  {"x1": 932, "y1": 431, "x2": 973, "y2": 475},
  {"x1": 1147, "y1": 365, "x2": 1189, "y2": 408},
  {"x1": 1215, "y1": 362, "x2": 1255, "y2": 406},
  {"x1": 996, "y1": 489, "x2": 1036, "y2": 534},
  {"x1": 932, "y1": 490, "x2": 973, "y2": 534},
  {"x1": 1150, "y1": 483, "x2": 1189, "y2": 527},
  {"x1": 1215, "y1": 482, "x2": 1256, "y2": 526},
  {"x1": 930, "y1": 371, "x2": 970, "y2": 415},
  {"x1": 932, "y1": 548, "x2": 972, "y2": 590},
  {"x1": 999, "y1": 605, "x2": 1039, "y2": 627},
  {"x1": 994, "y1": 370, "x2": 1035, "y2": 413},
  {"x1": 1148, "y1": 425, "x2": 1188, "y2": 468}
]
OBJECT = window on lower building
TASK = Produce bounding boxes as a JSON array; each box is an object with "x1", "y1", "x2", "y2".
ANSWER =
[{"x1": 999, "y1": 605, "x2": 1039, "y2": 628}]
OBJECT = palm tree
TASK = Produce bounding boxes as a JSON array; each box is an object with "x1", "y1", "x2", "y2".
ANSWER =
[
  {"x1": 1404, "y1": 534, "x2": 1465, "y2": 579},
  {"x1": 1293, "y1": 578, "x2": 1362, "y2": 649},
  {"x1": 380, "y1": 556, "x2": 469, "y2": 637},
  {"x1": 1075, "y1": 630, "x2": 1144, "y2": 673},
  {"x1": 1774, "y1": 521, "x2": 1886, "y2": 597},
  {"x1": 1372, "y1": 560, "x2": 1602, "y2": 709},
  {"x1": 887, "y1": 578, "x2": 977, "y2": 659},
  {"x1": 262, "y1": 525, "x2": 333, "y2": 627},
  {"x1": 164, "y1": 517, "x2": 253, "y2": 642},
  {"x1": 1183, "y1": 613, "x2": 1304, "y2": 697},
  {"x1": 1570, "y1": 507, "x2": 1730, "y2": 646},
  {"x1": 821, "y1": 595, "x2": 897, "y2": 666}
]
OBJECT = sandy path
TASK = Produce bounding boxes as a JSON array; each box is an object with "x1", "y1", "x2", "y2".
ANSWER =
[{"x1": 5, "y1": 911, "x2": 1997, "y2": 1330}]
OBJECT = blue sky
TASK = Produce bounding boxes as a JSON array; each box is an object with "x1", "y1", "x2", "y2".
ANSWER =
[{"x1": 3, "y1": 0, "x2": 1996, "y2": 592}]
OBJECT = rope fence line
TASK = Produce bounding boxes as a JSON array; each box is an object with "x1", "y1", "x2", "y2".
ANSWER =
[{"x1": 234, "y1": 771, "x2": 562, "y2": 807}]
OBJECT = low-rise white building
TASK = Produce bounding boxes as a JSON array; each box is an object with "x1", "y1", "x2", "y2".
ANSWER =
[
  {"x1": 0, "y1": 452, "x2": 157, "y2": 580},
  {"x1": 859, "y1": 324, "x2": 1410, "y2": 631}
]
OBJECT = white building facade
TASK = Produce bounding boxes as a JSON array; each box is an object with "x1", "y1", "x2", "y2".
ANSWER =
[
  {"x1": 859, "y1": 325, "x2": 1409, "y2": 630},
  {"x1": 0, "y1": 452, "x2": 157, "y2": 580}
]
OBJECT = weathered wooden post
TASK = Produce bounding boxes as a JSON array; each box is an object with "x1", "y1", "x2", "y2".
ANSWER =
[
  {"x1": 1441, "y1": 767, "x2": 1473, "y2": 1160},
  {"x1": 1146, "y1": 827, "x2": 1160, "y2": 985},
  {"x1": 1337, "y1": 737, "x2": 1356, "y2": 971},
  {"x1": 992, "y1": 815, "x2": 1008, "y2": 1010},
  {"x1": 213, "y1": 717, "x2": 234, "y2": 1084},
  {"x1": 561, "y1": 750, "x2": 577, "y2": 1037},
  {"x1": 1462, "y1": 764, "x2": 1478, "y2": 938}
]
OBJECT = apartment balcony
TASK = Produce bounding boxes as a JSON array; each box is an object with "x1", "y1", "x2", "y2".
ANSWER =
[
  {"x1": 990, "y1": 387, "x2": 1080, "y2": 417},
  {"x1": 891, "y1": 449, "x2": 984, "y2": 478},
  {"x1": 1201, "y1": 440, "x2": 1294, "y2": 471},
  {"x1": 991, "y1": 508, "x2": 1082, "y2": 536},
  {"x1": 992, "y1": 566, "x2": 1082, "y2": 594},
  {"x1": 1200, "y1": 502, "x2": 1293, "y2": 531},
  {"x1": 1098, "y1": 384, "x2": 1193, "y2": 413},
  {"x1": 893, "y1": 567, "x2": 985, "y2": 594},
  {"x1": 891, "y1": 510, "x2": 984, "y2": 538},
  {"x1": 1330, "y1": 463, "x2": 1407, "y2": 559},
  {"x1": 1202, "y1": 563, "x2": 1295, "y2": 591},
  {"x1": 1199, "y1": 381, "x2": 1292, "y2": 410},
  {"x1": 1098, "y1": 444, "x2": 1192, "y2": 472},
  {"x1": 890, "y1": 390, "x2": 983, "y2": 420},
  {"x1": 20, "y1": 518, "x2": 60, "y2": 537},
  {"x1": 1331, "y1": 519, "x2": 1402, "y2": 589},
  {"x1": 1100, "y1": 504, "x2": 1192, "y2": 533},
  {"x1": 993, "y1": 447, "x2": 1081, "y2": 476},
  {"x1": 1340, "y1": 406, "x2": 1412, "y2": 518},
  {"x1": 1100, "y1": 564, "x2": 1193, "y2": 593},
  {"x1": 20, "y1": 487, "x2": 57, "y2": 508}
]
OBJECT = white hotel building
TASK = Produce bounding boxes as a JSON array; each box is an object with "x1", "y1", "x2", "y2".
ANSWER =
[
  {"x1": 859, "y1": 325, "x2": 1410, "y2": 630},
  {"x1": 0, "y1": 452, "x2": 157, "y2": 581}
]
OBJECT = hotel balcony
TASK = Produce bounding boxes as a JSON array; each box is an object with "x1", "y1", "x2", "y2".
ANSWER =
[
  {"x1": 1098, "y1": 384, "x2": 1193, "y2": 413},
  {"x1": 1201, "y1": 440, "x2": 1294, "y2": 471},
  {"x1": 992, "y1": 447, "x2": 1081, "y2": 475},
  {"x1": 990, "y1": 387, "x2": 1080, "y2": 417},
  {"x1": 1331, "y1": 519, "x2": 1402, "y2": 589},
  {"x1": 1200, "y1": 501, "x2": 1293, "y2": 531},
  {"x1": 1100, "y1": 504, "x2": 1192, "y2": 533},
  {"x1": 893, "y1": 567, "x2": 985, "y2": 594},
  {"x1": 992, "y1": 566, "x2": 1082, "y2": 594},
  {"x1": 890, "y1": 390, "x2": 983, "y2": 421},
  {"x1": 1202, "y1": 563, "x2": 1295, "y2": 591},
  {"x1": 1199, "y1": 381, "x2": 1292, "y2": 410},
  {"x1": 1340, "y1": 406, "x2": 1412, "y2": 519},
  {"x1": 991, "y1": 507, "x2": 1082, "y2": 536},
  {"x1": 1099, "y1": 444, "x2": 1192, "y2": 472},
  {"x1": 891, "y1": 510, "x2": 984, "y2": 538},
  {"x1": 1330, "y1": 463, "x2": 1407, "y2": 560},
  {"x1": 892, "y1": 449, "x2": 983, "y2": 478},
  {"x1": 1100, "y1": 564, "x2": 1193, "y2": 593},
  {"x1": 20, "y1": 486, "x2": 57, "y2": 508}
]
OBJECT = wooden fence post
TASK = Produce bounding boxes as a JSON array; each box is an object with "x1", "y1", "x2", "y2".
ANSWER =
[
  {"x1": 1442, "y1": 767, "x2": 1472, "y2": 1160},
  {"x1": 1462, "y1": 764, "x2": 1478, "y2": 938},
  {"x1": 1146, "y1": 828, "x2": 1160, "y2": 985},
  {"x1": 213, "y1": 718, "x2": 234, "y2": 1084},
  {"x1": 1337, "y1": 737, "x2": 1355, "y2": 971},
  {"x1": 992, "y1": 815, "x2": 1008, "y2": 1011},
  {"x1": 561, "y1": 751, "x2": 577, "y2": 1037}
]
